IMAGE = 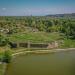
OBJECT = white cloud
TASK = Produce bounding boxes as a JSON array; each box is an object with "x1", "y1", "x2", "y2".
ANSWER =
[{"x1": 2, "y1": 8, "x2": 6, "y2": 11}]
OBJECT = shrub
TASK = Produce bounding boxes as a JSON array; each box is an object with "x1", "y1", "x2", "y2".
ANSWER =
[{"x1": 2, "y1": 50, "x2": 12, "y2": 63}]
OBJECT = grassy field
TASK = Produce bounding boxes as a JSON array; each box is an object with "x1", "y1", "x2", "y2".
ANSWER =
[
  {"x1": 61, "y1": 39, "x2": 75, "y2": 48},
  {"x1": 7, "y1": 31, "x2": 75, "y2": 48},
  {"x1": 8, "y1": 32, "x2": 63, "y2": 43}
]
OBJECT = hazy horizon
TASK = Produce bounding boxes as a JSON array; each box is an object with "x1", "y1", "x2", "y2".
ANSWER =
[{"x1": 0, "y1": 0, "x2": 75, "y2": 16}]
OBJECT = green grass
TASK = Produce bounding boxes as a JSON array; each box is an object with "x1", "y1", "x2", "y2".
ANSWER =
[
  {"x1": 0, "y1": 31, "x2": 75, "y2": 48},
  {"x1": 8, "y1": 32, "x2": 62, "y2": 43},
  {"x1": 59, "y1": 39, "x2": 75, "y2": 48},
  {"x1": 7, "y1": 32, "x2": 75, "y2": 48}
]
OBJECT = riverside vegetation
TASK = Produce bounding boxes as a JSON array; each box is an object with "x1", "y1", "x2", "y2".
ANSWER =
[
  {"x1": 0, "y1": 15, "x2": 75, "y2": 47},
  {"x1": 0, "y1": 15, "x2": 75, "y2": 75},
  {"x1": 0, "y1": 15, "x2": 75, "y2": 61}
]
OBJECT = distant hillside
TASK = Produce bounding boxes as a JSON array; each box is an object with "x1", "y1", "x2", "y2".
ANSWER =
[{"x1": 46, "y1": 13, "x2": 75, "y2": 18}]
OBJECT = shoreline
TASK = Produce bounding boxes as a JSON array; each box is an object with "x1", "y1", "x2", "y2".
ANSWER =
[
  {"x1": 0, "y1": 48, "x2": 75, "y2": 75},
  {"x1": 12, "y1": 48, "x2": 75, "y2": 56}
]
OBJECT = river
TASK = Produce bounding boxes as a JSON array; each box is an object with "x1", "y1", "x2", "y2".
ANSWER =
[{"x1": 6, "y1": 50, "x2": 75, "y2": 75}]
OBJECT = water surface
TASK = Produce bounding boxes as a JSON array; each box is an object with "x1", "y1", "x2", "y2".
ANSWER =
[{"x1": 6, "y1": 51, "x2": 75, "y2": 75}]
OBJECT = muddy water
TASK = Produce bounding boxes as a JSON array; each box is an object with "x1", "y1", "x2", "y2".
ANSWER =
[{"x1": 6, "y1": 51, "x2": 75, "y2": 75}]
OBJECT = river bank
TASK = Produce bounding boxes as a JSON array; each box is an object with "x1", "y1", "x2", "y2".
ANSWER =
[
  {"x1": 0, "y1": 48, "x2": 75, "y2": 75},
  {"x1": 12, "y1": 48, "x2": 75, "y2": 56},
  {"x1": 6, "y1": 50, "x2": 75, "y2": 75}
]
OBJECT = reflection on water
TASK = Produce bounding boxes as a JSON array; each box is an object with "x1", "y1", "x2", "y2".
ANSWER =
[{"x1": 6, "y1": 51, "x2": 75, "y2": 75}]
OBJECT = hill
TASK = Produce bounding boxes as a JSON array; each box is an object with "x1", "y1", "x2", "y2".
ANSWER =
[{"x1": 46, "y1": 13, "x2": 75, "y2": 18}]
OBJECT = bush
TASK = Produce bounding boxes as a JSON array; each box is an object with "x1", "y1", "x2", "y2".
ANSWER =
[
  {"x1": 2, "y1": 50, "x2": 12, "y2": 63},
  {"x1": 0, "y1": 35, "x2": 9, "y2": 46}
]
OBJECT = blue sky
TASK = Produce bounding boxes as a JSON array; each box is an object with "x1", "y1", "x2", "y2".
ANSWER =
[{"x1": 0, "y1": 0, "x2": 75, "y2": 16}]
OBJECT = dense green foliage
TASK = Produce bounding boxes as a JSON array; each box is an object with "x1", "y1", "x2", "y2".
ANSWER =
[
  {"x1": 0, "y1": 16, "x2": 75, "y2": 39},
  {"x1": 0, "y1": 35, "x2": 9, "y2": 46},
  {"x1": 0, "y1": 16, "x2": 75, "y2": 48}
]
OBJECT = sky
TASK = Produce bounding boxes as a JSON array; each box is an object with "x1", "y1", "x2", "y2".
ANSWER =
[{"x1": 0, "y1": 0, "x2": 75, "y2": 16}]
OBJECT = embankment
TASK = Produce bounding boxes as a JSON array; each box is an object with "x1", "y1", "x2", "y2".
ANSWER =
[{"x1": 12, "y1": 48, "x2": 75, "y2": 56}]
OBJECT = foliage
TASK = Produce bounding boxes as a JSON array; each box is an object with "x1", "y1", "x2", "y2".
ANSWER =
[
  {"x1": 8, "y1": 32, "x2": 62, "y2": 43},
  {"x1": 2, "y1": 50, "x2": 12, "y2": 63},
  {"x1": 0, "y1": 35, "x2": 9, "y2": 46},
  {"x1": 0, "y1": 16, "x2": 75, "y2": 48}
]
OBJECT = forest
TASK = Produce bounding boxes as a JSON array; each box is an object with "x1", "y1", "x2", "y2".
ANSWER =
[{"x1": 0, "y1": 15, "x2": 75, "y2": 48}]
